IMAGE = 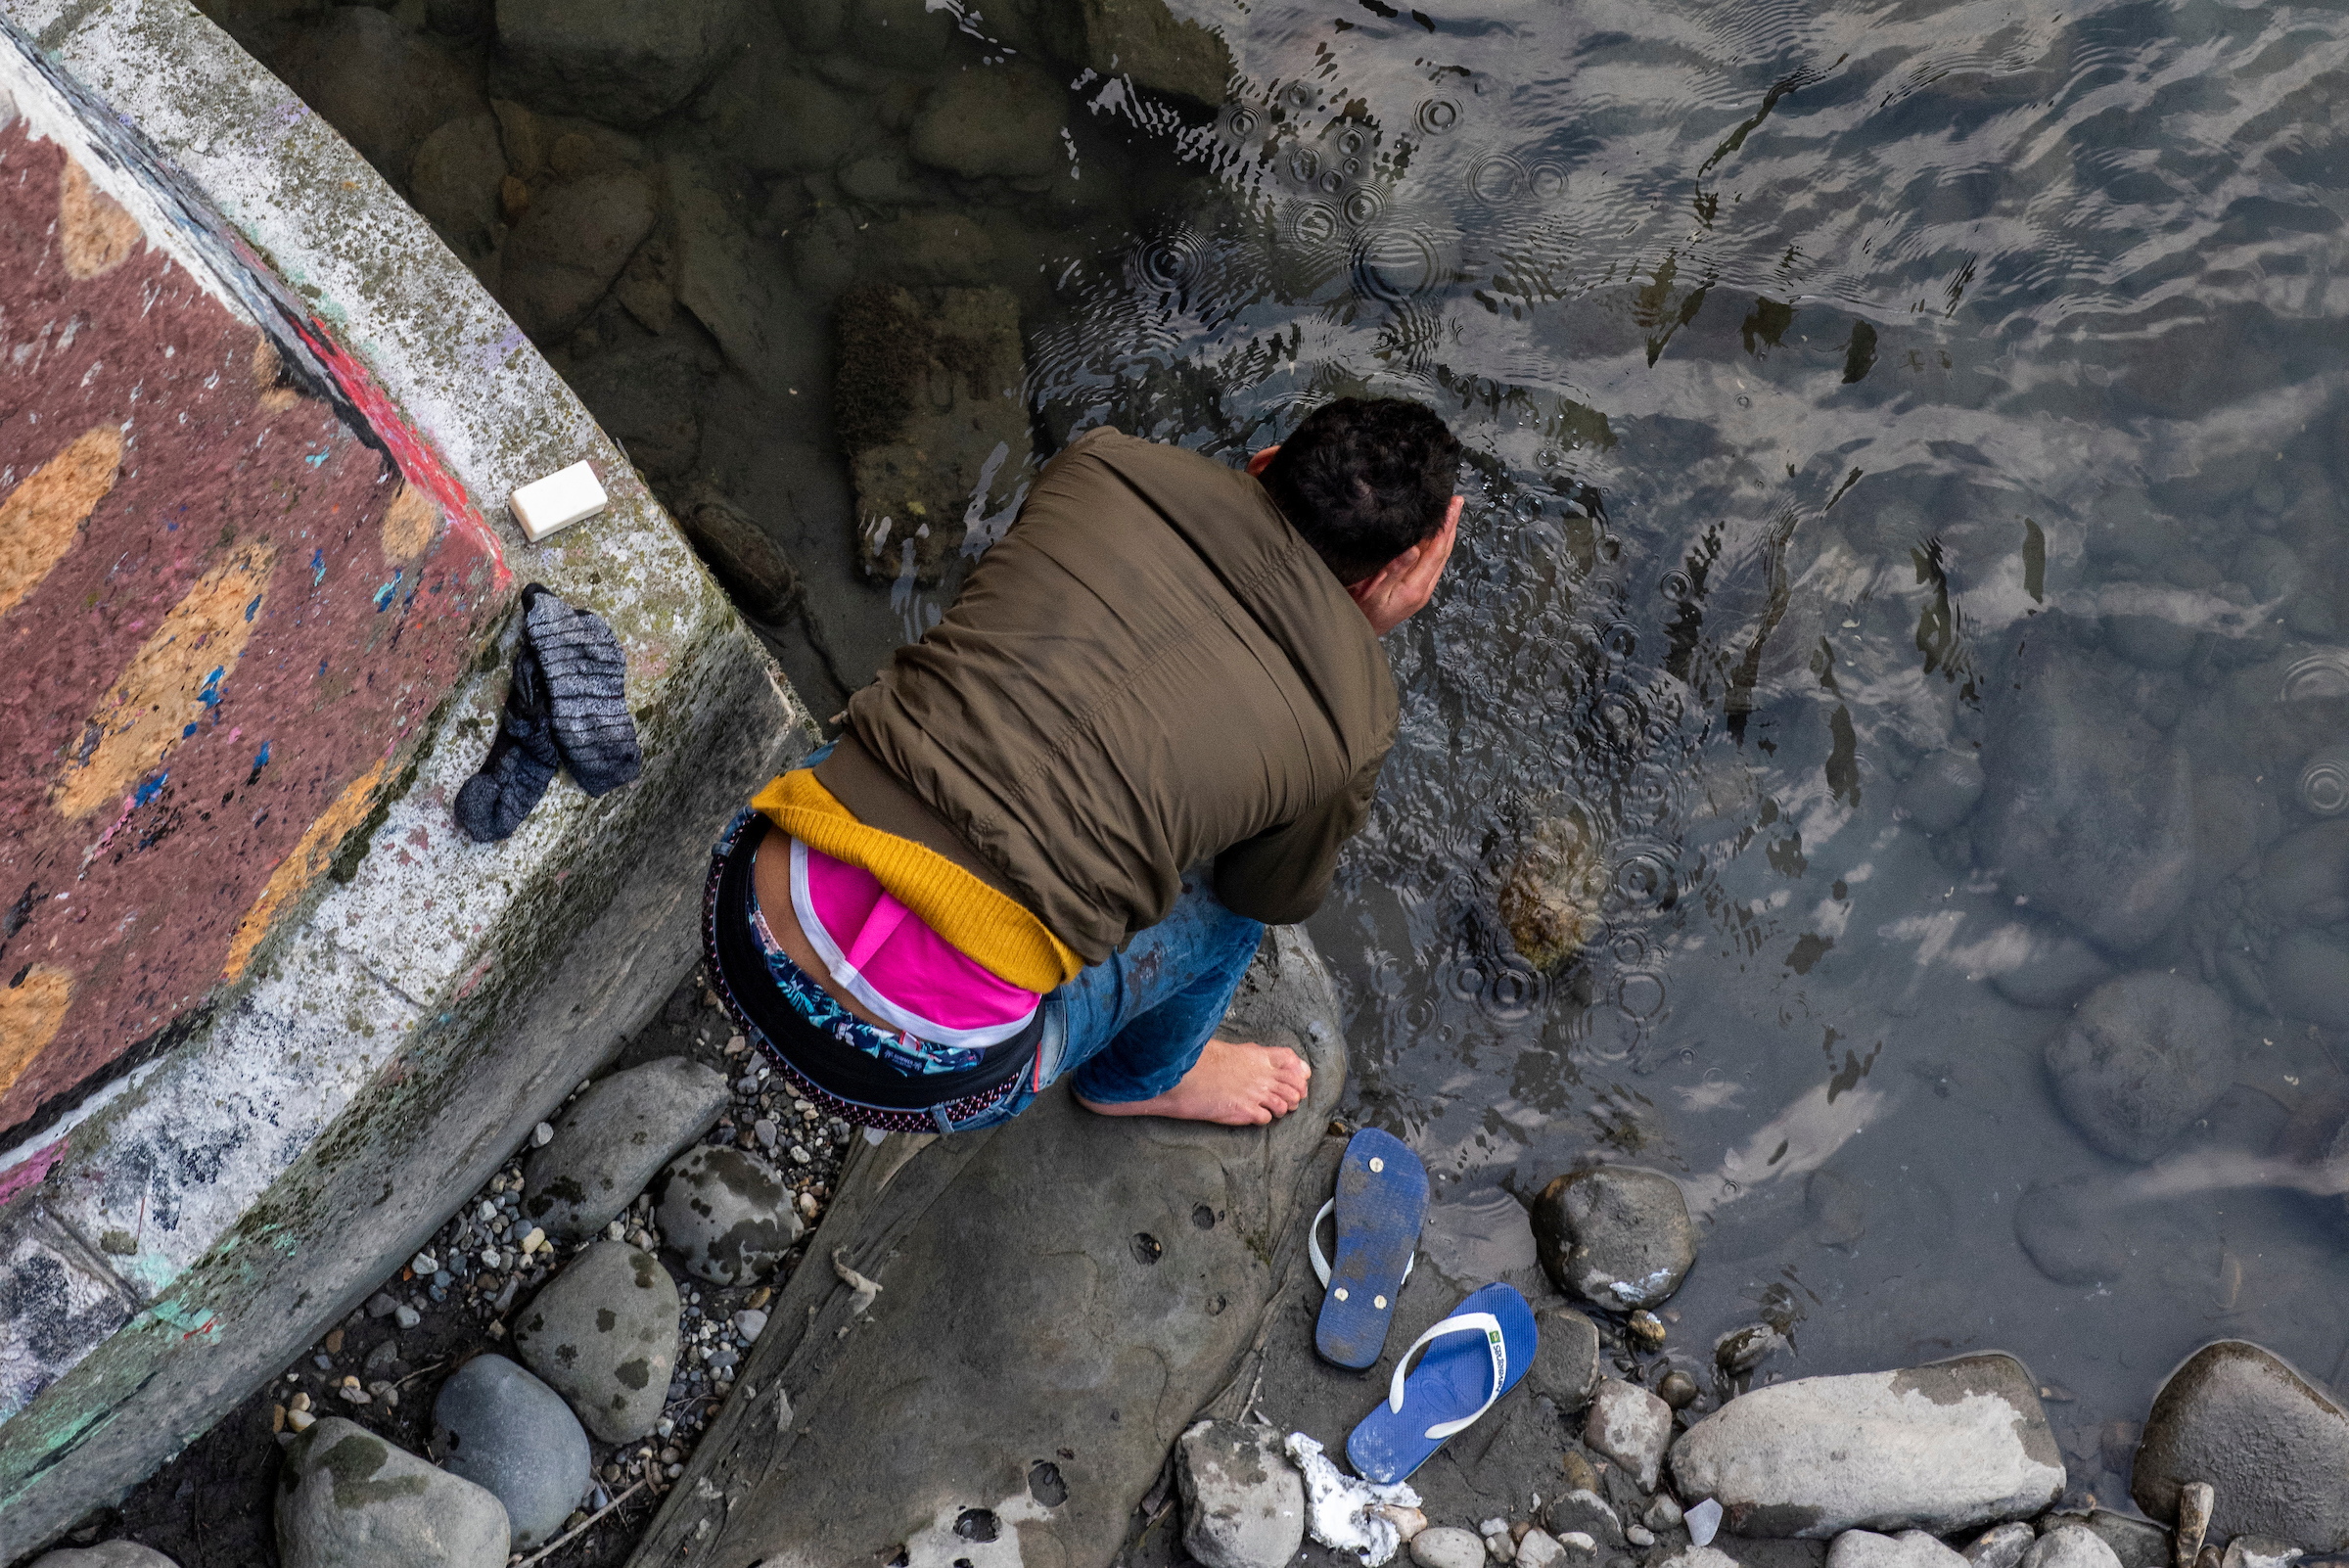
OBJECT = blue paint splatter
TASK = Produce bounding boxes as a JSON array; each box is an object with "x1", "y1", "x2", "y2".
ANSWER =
[
  {"x1": 253, "y1": 742, "x2": 271, "y2": 769},
  {"x1": 310, "y1": 547, "x2": 326, "y2": 586},
  {"x1": 181, "y1": 723, "x2": 197, "y2": 738},
  {"x1": 133, "y1": 772, "x2": 167, "y2": 807},
  {"x1": 304, "y1": 450, "x2": 330, "y2": 468},
  {"x1": 245, "y1": 593, "x2": 262, "y2": 623},
  {"x1": 316, "y1": 658, "x2": 329, "y2": 679},
  {"x1": 197, "y1": 667, "x2": 225, "y2": 709},
  {"x1": 373, "y1": 570, "x2": 403, "y2": 612}
]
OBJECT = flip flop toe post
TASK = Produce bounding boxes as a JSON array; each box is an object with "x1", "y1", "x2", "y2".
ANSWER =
[
  {"x1": 1313, "y1": 1128, "x2": 1429, "y2": 1369},
  {"x1": 1345, "y1": 1282, "x2": 1537, "y2": 1484}
]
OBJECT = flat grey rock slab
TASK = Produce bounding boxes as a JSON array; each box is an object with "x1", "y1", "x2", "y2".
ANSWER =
[
  {"x1": 275, "y1": 1417, "x2": 508, "y2": 1568},
  {"x1": 1829, "y1": 1532, "x2": 1969, "y2": 1568},
  {"x1": 1178, "y1": 1419, "x2": 1307, "y2": 1568},
  {"x1": 524, "y1": 1058, "x2": 731, "y2": 1240},
  {"x1": 432, "y1": 1353, "x2": 592, "y2": 1547},
  {"x1": 2131, "y1": 1340, "x2": 2349, "y2": 1551},
  {"x1": 623, "y1": 928, "x2": 1349, "y2": 1568},
  {"x1": 513, "y1": 1240, "x2": 679, "y2": 1443},
  {"x1": 1531, "y1": 1166, "x2": 1696, "y2": 1310},
  {"x1": 654, "y1": 1144, "x2": 804, "y2": 1284},
  {"x1": 1670, "y1": 1355, "x2": 2066, "y2": 1539}
]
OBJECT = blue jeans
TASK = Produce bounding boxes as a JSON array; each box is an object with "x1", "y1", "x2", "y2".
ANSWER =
[{"x1": 997, "y1": 869, "x2": 1267, "y2": 1126}]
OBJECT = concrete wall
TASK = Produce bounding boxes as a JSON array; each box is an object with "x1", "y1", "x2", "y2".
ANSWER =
[{"x1": 0, "y1": 0, "x2": 813, "y2": 1554}]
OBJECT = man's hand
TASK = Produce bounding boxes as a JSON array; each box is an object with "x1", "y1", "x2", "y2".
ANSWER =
[{"x1": 1348, "y1": 497, "x2": 1460, "y2": 636}]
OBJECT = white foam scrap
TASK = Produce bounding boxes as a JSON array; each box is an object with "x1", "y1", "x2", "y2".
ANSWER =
[
  {"x1": 1283, "y1": 1432, "x2": 1422, "y2": 1567},
  {"x1": 510, "y1": 460, "x2": 609, "y2": 542}
]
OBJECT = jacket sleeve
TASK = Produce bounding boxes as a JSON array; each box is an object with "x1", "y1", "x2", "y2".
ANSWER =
[{"x1": 1212, "y1": 750, "x2": 1387, "y2": 925}]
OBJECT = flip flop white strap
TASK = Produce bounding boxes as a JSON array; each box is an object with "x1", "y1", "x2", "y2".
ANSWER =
[
  {"x1": 1310, "y1": 1199, "x2": 1414, "y2": 1292},
  {"x1": 1386, "y1": 1309, "x2": 1506, "y2": 1441}
]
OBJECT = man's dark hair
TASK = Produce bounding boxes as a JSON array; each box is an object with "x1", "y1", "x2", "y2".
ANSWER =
[{"x1": 1260, "y1": 397, "x2": 1461, "y2": 584}]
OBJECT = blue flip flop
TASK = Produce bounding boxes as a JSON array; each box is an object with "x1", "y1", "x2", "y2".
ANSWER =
[
  {"x1": 1313, "y1": 1128, "x2": 1428, "y2": 1369},
  {"x1": 1345, "y1": 1281, "x2": 1538, "y2": 1484}
]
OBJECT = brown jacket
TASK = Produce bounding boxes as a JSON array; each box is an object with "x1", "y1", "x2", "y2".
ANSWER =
[{"x1": 815, "y1": 428, "x2": 1399, "y2": 964}]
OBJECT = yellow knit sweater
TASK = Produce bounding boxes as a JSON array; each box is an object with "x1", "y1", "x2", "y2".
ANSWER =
[{"x1": 749, "y1": 770, "x2": 1082, "y2": 993}]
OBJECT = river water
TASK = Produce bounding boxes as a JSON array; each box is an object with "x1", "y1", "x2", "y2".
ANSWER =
[
  {"x1": 222, "y1": 0, "x2": 2349, "y2": 1509},
  {"x1": 1005, "y1": 0, "x2": 2349, "y2": 1497}
]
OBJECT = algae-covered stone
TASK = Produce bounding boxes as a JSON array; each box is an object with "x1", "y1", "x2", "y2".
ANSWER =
[
  {"x1": 493, "y1": 0, "x2": 750, "y2": 127},
  {"x1": 1177, "y1": 1419, "x2": 1306, "y2": 1568},
  {"x1": 276, "y1": 1417, "x2": 508, "y2": 1567},
  {"x1": 836, "y1": 286, "x2": 1032, "y2": 584},
  {"x1": 2131, "y1": 1340, "x2": 2349, "y2": 1551},
  {"x1": 495, "y1": 171, "x2": 657, "y2": 343},
  {"x1": 1499, "y1": 809, "x2": 1610, "y2": 971},
  {"x1": 654, "y1": 1144, "x2": 805, "y2": 1285},
  {"x1": 512, "y1": 1242, "x2": 679, "y2": 1443},
  {"x1": 523, "y1": 1057, "x2": 730, "y2": 1239},
  {"x1": 1669, "y1": 1355, "x2": 2065, "y2": 1539}
]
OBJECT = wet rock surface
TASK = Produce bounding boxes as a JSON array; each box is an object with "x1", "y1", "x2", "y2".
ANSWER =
[
  {"x1": 1528, "y1": 1300, "x2": 1602, "y2": 1411},
  {"x1": 2131, "y1": 1341, "x2": 2349, "y2": 1551},
  {"x1": 430, "y1": 1353, "x2": 590, "y2": 1548},
  {"x1": 524, "y1": 1057, "x2": 730, "y2": 1239},
  {"x1": 653, "y1": 1144, "x2": 804, "y2": 1285},
  {"x1": 1670, "y1": 1356, "x2": 2066, "y2": 1539},
  {"x1": 493, "y1": 0, "x2": 751, "y2": 126},
  {"x1": 1531, "y1": 1165, "x2": 1696, "y2": 1310},
  {"x1": 1178, "y1": 1419, "x2": 1308, "y2": 1568},
  {"x1": 2043, "y1": 973, "x2": 2234, "y2": 1164},
  {"x1": 512, "y1": 1240, "x2": 680, "y2": 1444},
  {"x1": 276, "y1": 1418, "x2": 509, "y2": 1567},
  {"x1": 1829, "y1": 1530, "x2": 1971, "y2": 1568}
]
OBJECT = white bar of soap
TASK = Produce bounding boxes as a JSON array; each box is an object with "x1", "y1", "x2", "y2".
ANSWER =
[{"x1": 509, "y1": 460, "x2": 608, "y2": 542}]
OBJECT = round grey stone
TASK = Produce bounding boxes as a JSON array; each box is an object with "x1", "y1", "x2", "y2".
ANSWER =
[
  {"x1": 492, "y1": 0, "x2": 751, "y2": 127},
  {"x1": 431, "y1": 1354, "x2": 590, "y2": 1547},
  {"x1": 2131, "y1": 1341, "x2": 2349, "y2": 1551},
  {"x1": 2012, "y1": 1179, "x2": 2131, "y2": 1286},
  {"x1": 1986, "y1": 923, "x2": 2115, "y2": 1010},
  {"x1": 2044, "y1": 973, "x2": 2233, "y2": 1163},
  {"x1": 2020, "y1": 1526, "x2": 2123, "y2": 1568},
  {"x1": 654, "y1": 1144, "x2": 805, "y2": 1285},
  {"x1": 1901, "y1": 751, "x2": 1986, "y2": 833},
  {"x1": 27, "y1": 1546, "x2": 182, "y2": 1568},
  {"x1": 1531, "y1": 1166, "x2": 1696, "y2": 1310},
  {"x1": 522, "y1": 1058, "x2": 731, "y2": 1241},
  {"x1": 276, "y1": 1418, "x2": 508, "y2": 1567},
  {"x1": 1829, "y1": 1531, "x2": 1969, "y2": 1568},
  {"x1": 1413, "y1": 1527, "x2": 1490, "y2": 1568},
  {"x1": 512, "y1": 1241, "x2": 679, "y2": 1443}
]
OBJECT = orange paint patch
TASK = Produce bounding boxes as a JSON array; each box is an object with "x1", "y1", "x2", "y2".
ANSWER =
[
  {"x1": 251, "y1": 338, "x2": 301, "y2": 414},
  {"x1": 0, "y1": 966, "x2": 75, "y2": 1104},
  {"x1": 220, "y1": 756, "x2": 391, "y2": 983},
  {"x1": 58, "y1": 158, "x2": 141, "y2": 280},
  {"x1": 0, "y1": 426, "x2": 123, "y2": 620},
  {"x1": 52, "y1": 543, "x2": 279, "y2": 818},
  {"x1": 381, "y1": 482, "x2": 441, "y2": 561}
]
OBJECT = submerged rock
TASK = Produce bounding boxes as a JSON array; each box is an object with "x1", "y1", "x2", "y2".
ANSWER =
[
  {"x1": 1973, "y1": 639, "x2": 2194, "y2": 954},
  {"x1": 1829, "y1": 1531, "x2": 1969, "y2": 1568},
  {"x1": 907, "y1": 63, "x2": 1067, "y2": 181},
  {"x1": 272, "y1": 10, "x2": 480, "y2": 181},
  {"x1": 1669, "y1": 1355, "x2": 2065, "y2": 1539},
  {"x1": 1499, "y1": 809, "x2": 1610, "y2": 971},
  {"x1": 523, "y1": 1057, "x2": 730, "y2": 1239},
  {"x1": 654, "y1": 1144, "x2": 804, "y2": 1285},
  {"x1": 511, "y1": 1241, "x2": 679, "y2": 1443},
  {"x1": 836, "y1": 286, "x2": 1032, "y2": 584},
  {"x1": 1177, "y1": 1419, "x2": 1306, "y2": 1568},
  {"x1": 407, "y1": 113, "x2": 509, "y2": 244},
  {"x1": 1041, "y1": 0, "x2": 1235, "y2": 106},
  {"x1": 2266, "y1": 931, "x2": 2349, "y2": 1028},
  {"x1": 1984, "y1": 922, "x2": 2115, "y2": 1010},
  {"x1": 2131, "y1": 1341, "x2": 2349, "y2": 1551},
  {"x1": 671, "y1": 486, "x2": 800, "y2": 623},
  {"x1": 496, "y1": 170, "x2": 657, "y2": 342},
  {"x1": 276, "y1": 1418, "x2": 508, "y2": 1567},
  {"x1": 1900, "y1": 751, "x2": 1986, "y2": 834},
  {"x1": 431, "y1": 1354, "x2": 590, "y2": 1548},
  {"x1": 2043, "y1": 973, "x2": 2233, "y2": 1164},
  {"x1": 493, "y1": 0, "x2": 750, "y2": 127},
  {"x1": 1531, "y1": 1166, "x2": 1696, "y2": 1310},
  {"x1": 2011, "y1": 1178, "x2": 2131, "y2": 1286}
]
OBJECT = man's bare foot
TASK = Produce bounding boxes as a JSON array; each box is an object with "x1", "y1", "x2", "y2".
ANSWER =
[{"x1": 1077, "y1": 1038, "x2": 1312, "y2": 1127}]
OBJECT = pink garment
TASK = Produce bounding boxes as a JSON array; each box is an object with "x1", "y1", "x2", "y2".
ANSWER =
[{"x1": 787, "y1": 837, "x2": 1040, "y2": 1048}]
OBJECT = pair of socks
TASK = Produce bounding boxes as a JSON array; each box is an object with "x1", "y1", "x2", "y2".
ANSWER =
[{"x1": 454, "y1": 583, "x2": 642, "y2": 842}]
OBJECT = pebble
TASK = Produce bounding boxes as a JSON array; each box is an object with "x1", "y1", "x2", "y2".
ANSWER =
[
  {"x1": 1646, "y1": 1498, "x2": 1684, "y2": 1532},
  {"x1": 1584, "y1": 1378, "x2": 1673, "y2": 1490},
  {"x1": 1528, "y1": 1305, "x2": 1603, "y2": 1414},
  {"x1": 2019, "y1": 1526, "x2": 2123, "y2": 1568},
  {"x1": 365, "y1": 1292, "x2": 398, "y2": 1319},
  {"x1": 1547, "y1": 1489, "x2": 1624, "y2": 1549},
  {"x1": 1658, "y1": 1370, "x2": 1699, "y2": 1409},
  {"x1": 755, "y1": 1119, "x2": 778, "y2": 1149},
  {"x1": 2044, "y1": 972, "x2": 2234, "y2": 1164},
  {"x1": 532, "y1": 1121, "x2": 554, "y2": 1147},
  {"x1": 1830, "y1": 1532, "x2": 1970, "y2": 1568},
  {"x1": 1518, "y1": 1531, "x2": 1572, "y2": 1568},
  {"x1": 735, "y1": 1309, "x2": 769, "y2": 1340},
  {"x1": 1684, "y1": 1500, "x2": 1723, "y2": 1547},
  {"x1": 1627, "y1": 1311, "x2": 1666, "y2": 1351},
  {"x1": 275, "y1": 1418, "x2": 507, "y2": 1567},
  {"x1": 2175, "y1": 1483, "x2": 2215, "y2": 1564},
  {"x1": 1175, "y1": 1419, "x2": 1307, "y2": 1568},
  {"x1": 1715, "y1": 1323, "x2": 1782, "y2": 1375},
  {"x1": 1963, "y1": 1522, "x2": 2037, "y2": 1568},
  {"x1": 2220, "y1": 1541, "x2": 2302, "y2": 1568},
  {"x1": 431, "y1": 1354, "x2": 591, "y2": 1548},
  {"x1": 1413, "y1": 1527, "x2": 1489, "y2": 1568},
  {"x1": 410, "y1": 1252, "x2": 438, "y2": 1275},
  {"x1": 791, "y1": 1144, "x2": 812, "y2": 1165},
  {"x1": 1627, "y1": 1527, "x2": 1657, "y2": 1547},
  {"x1": 1530, "y1": 1166, "x2": 1696, "y2": 1310},
  {"x1": 2012, "y1": 1178, "x2": 2133, "y2": 1286},
  {"x1": 512, "y1": 1241, "x2": 679, "y2": 1443},
  {"x1": 653, "y1": 1144, "x2": 805, "y2": 1285}
]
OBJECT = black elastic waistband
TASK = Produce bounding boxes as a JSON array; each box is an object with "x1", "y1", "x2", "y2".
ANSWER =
[{"x1": 711, "y1": 817, "x2": 1039, "y2": 1111}]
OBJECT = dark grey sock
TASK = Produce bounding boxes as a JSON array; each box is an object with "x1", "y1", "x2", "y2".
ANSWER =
[
  {"x1": 523, "y1": 583, "x2": 641, "y2": 798},
  {"x1": 454, "y1": 647, "x2": 561, "y2": 842}
]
